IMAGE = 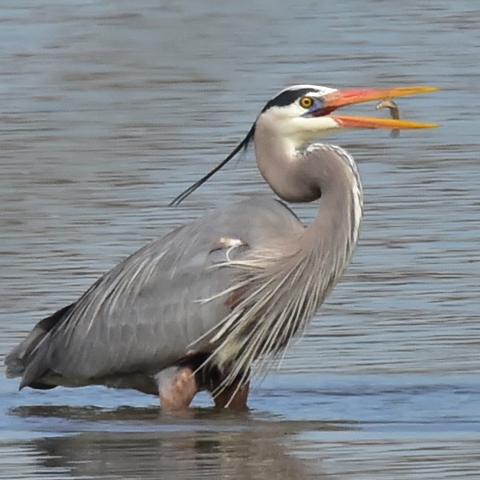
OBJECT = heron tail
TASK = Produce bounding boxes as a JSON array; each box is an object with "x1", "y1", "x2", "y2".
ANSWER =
[{"x1": 4, "y1": 303, "x2": 74, "y2": 387}]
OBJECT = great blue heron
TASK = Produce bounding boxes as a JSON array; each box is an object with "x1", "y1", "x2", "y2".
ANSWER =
[{"x1": 5, "y1": 84, "x2": 437, "y2": 411}]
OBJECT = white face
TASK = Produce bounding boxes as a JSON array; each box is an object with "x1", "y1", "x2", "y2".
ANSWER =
[
  {"x1": 257, "y1": 85, "x2": 341, "y2": 148},
  {"x1": 263, "y1": 85, "x2": 337, "y2": 119}
]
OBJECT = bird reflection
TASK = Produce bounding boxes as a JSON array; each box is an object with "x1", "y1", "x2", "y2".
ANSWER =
[{"x1": 11, "y1": 406, "x2": 330, "y2": 479}]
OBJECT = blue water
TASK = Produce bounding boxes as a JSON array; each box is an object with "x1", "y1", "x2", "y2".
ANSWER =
[{"x1": 1, "y1": 0, "x2": 479, "y2": 478}]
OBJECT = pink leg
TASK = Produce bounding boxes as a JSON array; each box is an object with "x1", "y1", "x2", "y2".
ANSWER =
[{"x1": 156, "y1": 366, "x2": 198, "y2": 411}]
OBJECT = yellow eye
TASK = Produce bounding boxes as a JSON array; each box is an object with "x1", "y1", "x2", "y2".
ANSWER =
[{"x1": 299, "y1": 96, "x2": 314, "y2": 109}]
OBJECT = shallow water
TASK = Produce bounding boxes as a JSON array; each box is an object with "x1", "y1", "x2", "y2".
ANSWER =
[{"x1": 1, "y1": 0, "x2": 480, "y2": 478}]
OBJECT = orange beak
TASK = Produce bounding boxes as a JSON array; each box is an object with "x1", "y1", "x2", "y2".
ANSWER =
[{"x1": 320, "y1": 86, "x2": 439, "y2": 129}]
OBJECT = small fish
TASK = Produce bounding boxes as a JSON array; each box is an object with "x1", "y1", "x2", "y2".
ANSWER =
[{"x1": 376, "y1": 99, "x2": 400, "y2": 138}]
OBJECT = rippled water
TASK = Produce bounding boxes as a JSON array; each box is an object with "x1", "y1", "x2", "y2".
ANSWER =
[{"x1": 1, "y1": 0, "x2": 479, "y2": 478}]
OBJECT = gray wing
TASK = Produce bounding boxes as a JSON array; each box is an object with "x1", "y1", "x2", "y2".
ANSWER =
[{"x1": 6, "y1": 196, "x2": 303, "y2": 387}]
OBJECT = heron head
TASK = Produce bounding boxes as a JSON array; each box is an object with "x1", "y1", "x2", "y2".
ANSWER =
[
  {"x1": 169, "y1": 84, "x2": 438, "y2": 206},
  {"x1": 256, "y1": 84, "x2": 439, "y2": 149}
]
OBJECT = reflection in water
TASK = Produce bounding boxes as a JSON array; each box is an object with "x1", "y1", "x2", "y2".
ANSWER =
[
  {"x1": 11, "y1": 406, "x2": 325, "y2": 480},
  {"x1": 33, "y1": 430, "x2": 320, "y2": 479}
]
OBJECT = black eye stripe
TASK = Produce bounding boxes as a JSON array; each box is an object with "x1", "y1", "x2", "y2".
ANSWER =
[{"x1": 262, "y1": 88, "x2": 319, "y2": 112}]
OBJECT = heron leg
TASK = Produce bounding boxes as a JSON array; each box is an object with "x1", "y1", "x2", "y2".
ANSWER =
[
  {"x1": 156, "y1": 365, "x2": 198, "y2": 411},
  {"x1": 201, "y1": 364, "x2": 250, "y2": 411},
  {"x1": 211, "y1": 380, "x2": 250, "y2": 411},
  {"x1": 156, "y1": 356, "x2": 250, "y2": 411}
]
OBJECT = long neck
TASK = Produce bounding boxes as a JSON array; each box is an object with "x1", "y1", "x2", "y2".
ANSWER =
[
  {"x1": 254, "y1": 125, "x2": 364, "y2": 287},
  {"x1": 254, "y1": 118, "x2": 363, "y2": 244},
  {"x1": 300, "y1": 143, "x2": 363, "y2": 264},
  {"x1": 210, "y1": 140, "x2": 363, "y2": 386}
]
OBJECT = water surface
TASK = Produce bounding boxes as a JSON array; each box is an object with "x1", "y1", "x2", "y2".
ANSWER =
[{"x1": 1, "y1": 0, "x2": 479, "y2": 478}]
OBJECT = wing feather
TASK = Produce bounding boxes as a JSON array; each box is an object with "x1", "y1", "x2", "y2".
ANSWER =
[{"x1": 10, "y1": 197, "x2": 303, "y2": 387}]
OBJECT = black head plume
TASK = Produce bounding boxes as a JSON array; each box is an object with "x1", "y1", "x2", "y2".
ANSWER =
[
  {"x1": 261, "y1": 87, "x2": 319, "y2": 112},
  {"x1": 169, "y1": 123, "x2": 256, "y2": 207}
]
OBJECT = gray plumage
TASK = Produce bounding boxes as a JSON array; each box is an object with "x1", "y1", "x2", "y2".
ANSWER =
[
  {"x1": 8, "y1": 197, "x2": 305, "y2": 392},
  {"x1": 5, "y1": 84, "x2": 435, "y2": 403}
]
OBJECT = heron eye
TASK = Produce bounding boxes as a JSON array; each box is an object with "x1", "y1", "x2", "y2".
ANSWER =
[{"x1": 299, "y1": 96, "x2": 314, "y2": 109}]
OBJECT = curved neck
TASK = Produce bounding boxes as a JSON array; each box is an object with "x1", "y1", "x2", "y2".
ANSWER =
[
  {"x1": 254, "y1": 123, "x2": 321, "y2": 203},
  {"x1": 301, "y1": 144, "x2": 363, "y2": 258},
  {"x1": 254, "y1": 125, "x2": 363, "y2": 270},
  {"x1": 211, "y1": 131, "x2": 364, "y2": 381}
]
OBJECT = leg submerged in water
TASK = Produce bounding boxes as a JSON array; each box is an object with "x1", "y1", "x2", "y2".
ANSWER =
[
  {"x1": 156, "y1": 365, "x2": 198, "y2": 411},
  {"x1": 212, "y1": 380, "x2": 250, "y2": 412},
  {"x1": 155, "y1": 357, "x2": 250, "y2": 412}
]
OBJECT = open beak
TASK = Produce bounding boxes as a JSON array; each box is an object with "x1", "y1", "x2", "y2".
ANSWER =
[{"x1": 320, "y1": 86, "x2": 439, "y2": 129}]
